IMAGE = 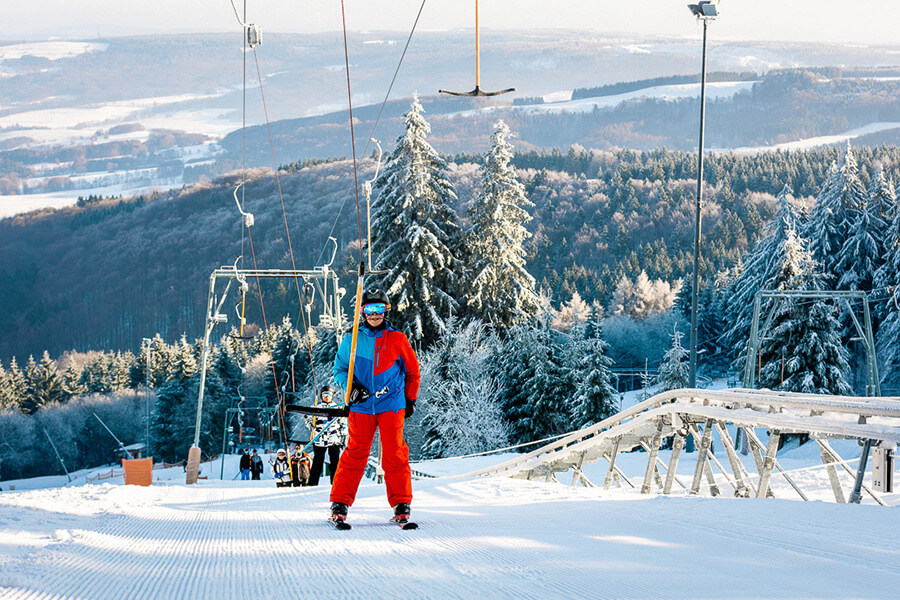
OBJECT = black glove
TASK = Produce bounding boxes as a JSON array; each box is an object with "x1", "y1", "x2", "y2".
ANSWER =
[
  {"x1": 405, "y1": 398, "x2": 416, "y2": 419},
  {"x1": 347, "y1": 382, "x2": 370, "y2": 405}
]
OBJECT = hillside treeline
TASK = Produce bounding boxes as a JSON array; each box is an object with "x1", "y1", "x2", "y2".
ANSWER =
[
  {"x1": 0, "y1": 310, "x2": 619, "y2": 479},
  {"x1": 4, "y1": 145, "x2": 900, "y2": 363}
]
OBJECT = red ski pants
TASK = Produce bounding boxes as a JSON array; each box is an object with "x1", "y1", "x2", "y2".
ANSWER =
[{"x1": 330, "y1": 409, "x2": 412, "y2": 507}]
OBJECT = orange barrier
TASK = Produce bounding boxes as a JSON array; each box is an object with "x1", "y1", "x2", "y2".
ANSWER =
[{"x1": 122, "y1": 458, "x2": 153, "y2": 486}]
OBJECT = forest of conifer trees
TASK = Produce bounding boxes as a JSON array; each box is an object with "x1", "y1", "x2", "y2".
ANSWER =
[{"x1": 3, "y1": 98, "x2": 900, "y2": 481}]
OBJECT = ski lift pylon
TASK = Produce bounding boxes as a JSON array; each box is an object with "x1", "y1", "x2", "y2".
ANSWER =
[{"x1": 439, "y1": 0, "x2": 515, "y2": 97}]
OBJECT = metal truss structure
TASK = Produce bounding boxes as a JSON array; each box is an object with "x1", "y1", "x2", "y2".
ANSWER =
[
  {"x1": 743, "y1": 290, "x2": 879, "y2": 395},
  {"x1": 452, "y1": 389, "x2": 898, "y2": 505},
  {"x1": 187, "y1": 265, "x2": 345, "y2": 484}
]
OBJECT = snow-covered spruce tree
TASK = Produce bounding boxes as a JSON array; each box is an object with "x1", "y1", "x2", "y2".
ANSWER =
[
  {"x1": 0, "y1": 358, "x2": 27, "y2": 411},
  {"x1": 492, "y1": 317, "x2": 573, "y2": 445},
  {"x1": 265, "y1": 317, "x2": 311, "y2": 404},
  {"x1": 418, "y1": 318, "x2": 508, "y2": 458},
  {"x1": 62, "y1": 361, "x2": 87, "y2": 400},
  {"x1": 568, "y1": 315, "x2": 618, "y2": 429},
  {"x1": 867, "y1": 166, "x2": 895, "y2": 229},
  {"x1": 657, "y1": 327, "x2": 690, "y2": 392},
  {"x1": 369, "y1": 96, "x2": 461, "y2": 347},
  {"x1": 874, "y1": 171, "x2": 900, "y2": 391},
  {"x1": 756, "y1": 228, "x2": 851, "y2": 394},
  {"x1": 675, "y1": 269, "x2": 731, "y2": 374},
  {"x1": 111, "y1": 351, "x2": 135, "y2": 391},
  {"x1": 32, "y1": 351, "x2": 65, "y2": 409},
  {"x1": 803, "y1": 144, "x2": 867, "y2": 279},
  {"x1": 307, "y1": 317, "x2": 344, "y2": 394},
  {"x1": 460, "y1": 120, "x2": 540, "y2": 329},
  {"x1": 0, "y1": 361, "x2": 15, "y2": 410},
  {"x1": 872, "y1": 170, "x2": 899, "y2": 321},
  {"x1": 147, "y1": 334, "x2": 174, "y2": 387},
  {"x1": 170, "y1": 335, "x2": 199, "y2": 380},
  {"x1": 21, "y1": 354, "x2": 64, "y2": 414},
  {"x1": 835, "y1": 199, "x2": 885, "y2": 292},
  {"x1": 774, "y1": 299, "x2": 852, "y2": 395},
  {"x1": 151, "y1": 376, "x2": 190, "y2": 462},
  {"x1": 723, "y1": 185, "x2": 804, "y2": 364}
]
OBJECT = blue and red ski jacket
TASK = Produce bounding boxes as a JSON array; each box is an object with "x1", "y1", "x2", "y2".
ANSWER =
[{"x1": 333, "y1": 322, "x2": 420, "y2": 415}]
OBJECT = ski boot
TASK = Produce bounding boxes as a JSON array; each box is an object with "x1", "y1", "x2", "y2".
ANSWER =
[
  {"x1": 391, "y1": 503, "x2": 417, "y2": 529},
  {"x1": 330, "y1": 502, "x2": 351, "y2": 530}
]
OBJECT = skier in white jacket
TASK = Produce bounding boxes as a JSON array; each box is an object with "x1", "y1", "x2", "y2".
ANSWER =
[{"x1": 305, "y1": 385, "x2": 348, "y2": 486}]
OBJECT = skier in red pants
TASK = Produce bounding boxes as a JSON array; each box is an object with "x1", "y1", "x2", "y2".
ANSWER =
[{"x1": 329, "y1": 289, "x2": 420, "y2": 525}]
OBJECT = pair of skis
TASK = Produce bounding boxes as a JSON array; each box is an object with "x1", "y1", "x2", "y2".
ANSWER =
[{"x1": 329, "y1": 515, "x2": 418, "y2": 530}]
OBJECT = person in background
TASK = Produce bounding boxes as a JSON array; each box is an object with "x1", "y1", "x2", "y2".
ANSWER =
[
  {"x1": 290, "y1": 444, "x2": 312, "y2": 487},
  {"x1": 329, "y1": 289, "x2": 420, "y2": 525},
  {"x1": 250, "y1": 449, "x2": 263, "y2": 480},
  {"x1": 239, "y1": 448, "x2": 251, "y2": 480},
  {"x1": 271, "y1": 448, "x2": 291, "y2": 487},
  {"x1": 305, "y1": 385, "x2": 348, "y2": 487}
]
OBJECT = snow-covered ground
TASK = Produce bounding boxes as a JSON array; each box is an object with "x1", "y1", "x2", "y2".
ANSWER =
[
  {"x1": 722, "y1": 121, "x2": 900, "y2": 154},
  {"x1": 1, "y1": 443, "x2": 897, "y2": 599},
  {"x1": 0, "y1": 41, "x2": 107, "y2": 62},
  {"x1": 0, "y1": 181, "x2": 178, "y2": 219},
  {"x1": 517, "y1": 81, "x2": 758, "y2": 115}
]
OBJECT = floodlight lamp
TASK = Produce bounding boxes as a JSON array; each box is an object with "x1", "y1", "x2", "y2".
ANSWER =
[{"x1": 688, "y1": 1, "x2": 718, "y2": 19}]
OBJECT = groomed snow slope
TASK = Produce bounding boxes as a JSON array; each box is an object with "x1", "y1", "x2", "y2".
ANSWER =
[{"x1": 1, "y1": 450, "x2": 898, "y2": 600}]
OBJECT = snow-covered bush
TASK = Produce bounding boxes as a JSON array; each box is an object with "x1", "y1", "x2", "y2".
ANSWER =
[{"x1": 417, "y1": 320, "x2": 508, "y2": 459}]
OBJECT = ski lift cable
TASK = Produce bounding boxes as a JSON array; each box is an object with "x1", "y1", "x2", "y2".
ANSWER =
[
  {"x1": 224, "y1": 8, "x2": 321, "y2": 410},
  {"x1": 361, "y1": 0, "x2": 427, "y2": 159},
  {"x1": 244, "y1": 225, "x2": 291, "y2": 449},
  {"x1": 339, "y1": 0, "x2": 365, "y2": 265},
  {"x1": 220, "y1": 2, "x2": 291, "y2": 450},
  {"x1": 251, "y1": 47, "x2": 308, "y2": 304},
  {"x1": 226, "y1": 0, "x2": 258, "y2": 272},
  {"x1": 248, "y1": 46, "x2": 322, "y2": 402},
  {"x1": 313, "y1": 0, "x2": 428, "y2": 268}
]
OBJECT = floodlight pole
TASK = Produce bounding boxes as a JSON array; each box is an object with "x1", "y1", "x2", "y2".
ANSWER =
[{"x1": 688, "y1": 11, "x2": 713, "y2": 388}]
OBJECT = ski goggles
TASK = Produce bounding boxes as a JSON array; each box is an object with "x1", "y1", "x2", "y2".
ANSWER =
[{"x1": 363, "y1": 303, "x2": 388, "y2": 315}]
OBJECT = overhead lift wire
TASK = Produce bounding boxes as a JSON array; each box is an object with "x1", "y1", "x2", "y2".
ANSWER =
[
  {"x1": 314, "y1": 0, "x2": 428, "y2": 267},
  {"x1": 340, "y1": 0, "x2": 364, "y2": 262},
  {"x1": 249, "y1": 46, "x2": 322, "y2": 398},
  {"x1": 226, "y1": 0, "x2": 312, "y2": 449},
  {"x1": 226, "y1": 0, "x2": 292, "y2": 445},
  {"x1": 245, "y1": 226, "x2": 292, "y2": 449},
  {"x1": 338, "y1": 0, "x2": 371, "y2": 412}
]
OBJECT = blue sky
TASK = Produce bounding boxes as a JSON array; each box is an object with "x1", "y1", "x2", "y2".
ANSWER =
[{"x1": 5, "y1": 1, "x2": 900, "y2": 46}]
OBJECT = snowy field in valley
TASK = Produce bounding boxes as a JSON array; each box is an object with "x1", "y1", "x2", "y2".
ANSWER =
[{"x1": 1, "y1": 442, "x2": 898, "y2": 600}]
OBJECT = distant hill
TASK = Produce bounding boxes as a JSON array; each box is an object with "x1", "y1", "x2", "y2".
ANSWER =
[
  {"x1": 221, "y1": 68, "x2": 900, "y2": 167},
  {"x1": 3, "y1": 31, "x2": 900, "y2": 206}
]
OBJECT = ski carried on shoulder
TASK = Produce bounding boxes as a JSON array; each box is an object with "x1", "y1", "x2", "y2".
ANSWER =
[
  {"x1": 285, "y1": 403, "x2": 350, "y2": 418},
  {"x1": 390, "y1": 516, "x2": 418, "y2": 530}
]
